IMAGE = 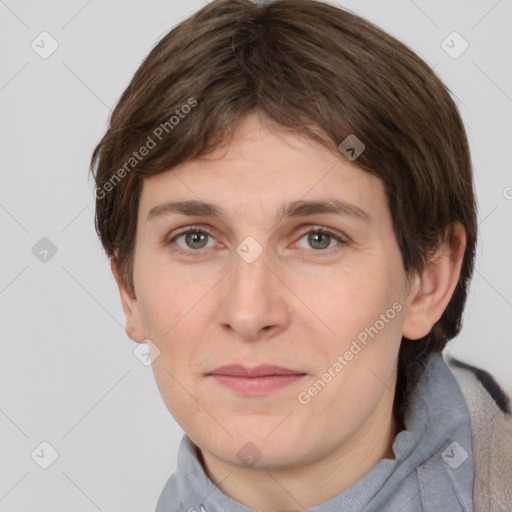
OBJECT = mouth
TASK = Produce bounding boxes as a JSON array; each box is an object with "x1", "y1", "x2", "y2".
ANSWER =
[{"x1": 206, "y1": 364, "x2": 307, "y2": 395}]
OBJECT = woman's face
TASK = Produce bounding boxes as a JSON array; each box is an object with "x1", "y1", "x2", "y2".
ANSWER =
[{"x1": 123, "y1": 112, "x2": 413, "y2": 472}]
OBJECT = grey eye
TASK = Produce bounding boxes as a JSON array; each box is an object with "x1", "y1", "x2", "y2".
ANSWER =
[{"x1": 175, "y1": 231, "x2": 215, "y2": 250}]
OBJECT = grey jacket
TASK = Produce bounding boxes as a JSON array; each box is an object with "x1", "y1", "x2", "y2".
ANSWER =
[{"x1": 448, "y1": 357, "x2": 512, "y2": 510}]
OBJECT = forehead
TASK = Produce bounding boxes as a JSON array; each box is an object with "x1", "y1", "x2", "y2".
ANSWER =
[{"x1": 138, "y1": 112, "x2": 387, "y2": 224}]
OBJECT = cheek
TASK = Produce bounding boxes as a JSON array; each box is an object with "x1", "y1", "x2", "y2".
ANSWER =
[
  {"x1": 135, "y1": 260, "x2": 213, "y2": 362},
  {"x1": 298, "y1": 265, "x2": 403, "y2": 343},
  {"x1": 297, "y1": 273, "x2": 404, "y2": 427},
  {"x1": 140, "y1": 273, "x2": 207, "y2": 427},
  {"x1": 136, "y1": 258, "x2": 211, "y2": 339},
  {"x1": 302, "y1": 267, "x2": 405, "y2": 407},
  {"x1": 136, "y1": 272, "x2": 204, "y2": 407}
]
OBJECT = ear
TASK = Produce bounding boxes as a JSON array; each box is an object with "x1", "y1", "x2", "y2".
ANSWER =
[
  {"x1": 402, "y1": 222, "x2": 467, "y2": 340},
  {"x1": 110, "y1": 256, "x2": 146, "y2": 343}
]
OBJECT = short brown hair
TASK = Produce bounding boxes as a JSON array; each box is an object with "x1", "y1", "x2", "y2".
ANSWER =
[{"x1": 90, "y1": 0, "x2": 477, "y2": 427}]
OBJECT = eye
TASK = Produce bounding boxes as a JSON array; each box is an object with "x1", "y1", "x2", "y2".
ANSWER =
[
  {"x1": 170, "y1": 228, "x2": 218, "y2": 253},
  {"x1": 295, "y1": 228, "x2": 346, "y2": 253}
]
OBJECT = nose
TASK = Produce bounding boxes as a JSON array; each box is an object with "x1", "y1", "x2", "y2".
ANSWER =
[{"x1": 215, "y1": 245, "x2": 291, "y2": 342}]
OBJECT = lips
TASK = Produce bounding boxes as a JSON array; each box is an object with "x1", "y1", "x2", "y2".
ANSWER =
[
  {"x1": 207, "y1": 364, "x2": 306, "y2": 395},
  {"x1": 208, "y1": 364, "x2": 305, "y2": 377}
]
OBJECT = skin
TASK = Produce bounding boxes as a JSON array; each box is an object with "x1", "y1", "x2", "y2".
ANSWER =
[{"x1": 112, "y1": 111, "x2": 466, "y2": 511}]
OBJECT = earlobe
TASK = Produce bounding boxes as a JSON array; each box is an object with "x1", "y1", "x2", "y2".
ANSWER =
[
  {"x1": 402, "y1": 222, "x2": 467, "y2": 341},
  {"x1": 110, "y1": 257, "x2": 146, "y2": 343}
]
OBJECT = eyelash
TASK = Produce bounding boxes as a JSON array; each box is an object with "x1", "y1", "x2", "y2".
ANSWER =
[{"x1": 166, "y1": 225, "x2": 348, "y2": 258}]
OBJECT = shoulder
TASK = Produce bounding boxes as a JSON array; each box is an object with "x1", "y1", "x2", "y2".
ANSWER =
[{"x1": 444, "y1": 355, "x2": 512, "y2": 511}]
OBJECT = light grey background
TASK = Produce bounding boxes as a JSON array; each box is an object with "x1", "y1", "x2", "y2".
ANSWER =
[{"x1": 1, "y1": 0, "x2": 511, "y2": 510}]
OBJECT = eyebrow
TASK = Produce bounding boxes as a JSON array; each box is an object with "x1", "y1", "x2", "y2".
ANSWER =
[{"x1": 146, "y1": 198, "x2": 372, "y2": 225}]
